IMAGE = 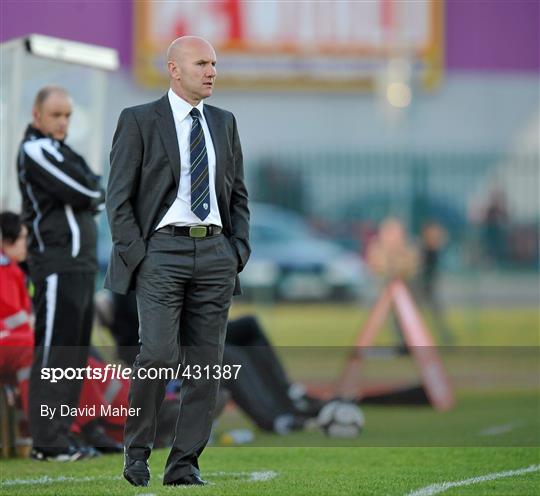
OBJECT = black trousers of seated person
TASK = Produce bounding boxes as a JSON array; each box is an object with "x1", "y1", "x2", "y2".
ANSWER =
[
  {"x1": 221, "y1": 316, "x2": 297, "y2": 431},
  {"x1": 110, "y1": 295, "x2": 298, "y2": 434}
]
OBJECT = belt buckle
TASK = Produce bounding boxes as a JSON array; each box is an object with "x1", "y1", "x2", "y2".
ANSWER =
[{"x1": 189, "y1": 226, "x2": 207, "y2": 238}]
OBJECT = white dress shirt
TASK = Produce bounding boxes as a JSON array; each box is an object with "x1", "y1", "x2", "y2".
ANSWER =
[{"x1": 155, "y1": 89, "x2": 222, "y2": 229}]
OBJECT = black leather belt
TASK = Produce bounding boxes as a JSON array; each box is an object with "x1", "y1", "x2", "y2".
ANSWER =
[{"x1": 157, "y1": 225, "x2": 222, "y2": 238}]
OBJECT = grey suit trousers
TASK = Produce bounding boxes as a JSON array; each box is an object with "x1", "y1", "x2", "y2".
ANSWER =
[{"x1": 124, "y1": 230, "x2": 237, "y2": 483}]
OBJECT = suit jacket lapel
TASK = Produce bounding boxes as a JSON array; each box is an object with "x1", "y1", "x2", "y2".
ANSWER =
[
  {"x1": 204, "y1": 106, "x2": 225, "y2": 197},
  {"x1": 155, "y1": 95, "x2": 181, "y2": 187}
]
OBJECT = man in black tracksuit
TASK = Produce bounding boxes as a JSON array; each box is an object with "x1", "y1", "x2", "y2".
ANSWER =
[{"x1": 17, "y1": 86, "x2": 105, "y2": 460}]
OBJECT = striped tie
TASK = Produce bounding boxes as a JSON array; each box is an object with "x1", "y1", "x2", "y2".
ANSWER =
[{"x1": 189, "y1": 108, "x2": 210, "y2": 220}]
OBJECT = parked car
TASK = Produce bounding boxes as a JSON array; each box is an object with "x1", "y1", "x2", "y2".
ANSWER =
[
  {"x1": 240, "y1": 203, "x2": 366, "y2": 301},
  {"x1": 97, "y1": 202, "x2": 367, "y2": 301}
]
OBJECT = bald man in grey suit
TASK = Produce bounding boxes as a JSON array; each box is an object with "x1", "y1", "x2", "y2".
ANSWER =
[{"x1": 105, "y1": 36, "x2": 250, "y2": 487}]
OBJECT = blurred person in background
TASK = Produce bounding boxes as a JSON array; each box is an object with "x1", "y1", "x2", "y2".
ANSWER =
[
  {"x1": 221, "y1": 315, "x2": 325, "y2": 434},
  {"x1": 482, "y1": 188, "x2": 509, "y2": 267},
  {"x1": 366, "y1": 218, "x2": 419, "y2": 348},
  {"x1": 16, "y1": 86, "x2": 105, "y2": 461},
  {"x1": 418, "y1": 221, "x2": 454, "y2": 345},
  {"x1": 366, "y1": 217, "x2": 455, "y2": 346},
  {"x1": 366, "y1": 218, "x2": 419, "y2": 282},
  {"x1": 0, "y1": 212, "x2": 123, "y2": 457},
  {"x1": 99, "y1": 292, "x2": 324, "y2": 436},
  {"x1": 0, "y1": 212, "x2": 33, "y2": 421}
]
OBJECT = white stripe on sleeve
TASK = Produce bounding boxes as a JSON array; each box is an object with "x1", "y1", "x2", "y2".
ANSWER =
[
  {"x1": 23, "y1": 139, "x2": 101, "y2": 198},
  {"x1": 64, "y1": 205, "x2": 81, "y2": 257},
  {"x1": 42, "y1": 273, "x2": 58, "y2": 368},
  {"x1": 3, "y1": 310, "x2": 30, "y2": 329}
]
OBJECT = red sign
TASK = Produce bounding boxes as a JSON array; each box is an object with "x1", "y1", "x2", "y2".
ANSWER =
[{"x1": 339, "y1": 279, "x2": 454, "y2": 411}]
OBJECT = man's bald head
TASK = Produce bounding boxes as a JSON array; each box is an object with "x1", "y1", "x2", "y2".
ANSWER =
[
  {"x1": 33, "y1": 85, "x2": 71, "y2": 110},
  {"x1": 167, "y1": 36, "x2": 215, "y2": 66},
  {"x1": 32, "y1": 85, "x2": 73, "y2": 141},
  {"x1": 166, "y1": 36, "x2": 217, "y2": 106}
]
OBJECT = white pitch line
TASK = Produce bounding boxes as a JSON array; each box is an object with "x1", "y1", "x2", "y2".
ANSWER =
[
  {"x1": 478, "y1": 421, "x2": 521, "y2": 436},
  {"x1": 0, "y1": 470, "x2": 277, "y2": 487},
  {"x1": 406, "y1": 464, "x2": 540, "y2": 496},
  {"x1": 0, "y1": 475, "x2": 120, "y2": 487},
  {"x1": 249, "y1": 471, "x2": 278, "y2": 481},
  {"x1": 200, "y1": 470, "x2": 277, "y2": 481}
]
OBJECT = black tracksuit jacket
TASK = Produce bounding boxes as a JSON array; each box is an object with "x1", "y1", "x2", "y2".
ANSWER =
[{"x1": 17, "y1": 125, "x2": 105, "y2": 280}]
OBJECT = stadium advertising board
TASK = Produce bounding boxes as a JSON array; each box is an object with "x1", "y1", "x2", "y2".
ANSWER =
[{"x1": 134, "y1": 0, "x2": 443, "y2": 90}]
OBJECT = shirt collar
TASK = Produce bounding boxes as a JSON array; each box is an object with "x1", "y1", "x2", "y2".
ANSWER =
[
  {"x1": 0, "y1": 252, "x2": 10, "y2": 266},
  {"x1": 168, "y1": 88, "x2": 205, "y2": 123}
]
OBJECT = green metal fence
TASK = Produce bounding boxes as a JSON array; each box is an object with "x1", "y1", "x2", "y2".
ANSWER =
[{"x1": 250, "y1": 151, "x2": 539, "y2": 270}]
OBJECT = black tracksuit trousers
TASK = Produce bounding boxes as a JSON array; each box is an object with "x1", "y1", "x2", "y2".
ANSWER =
[{"x1": 28, "y1": 272, "x2": 95, "y2": 452}]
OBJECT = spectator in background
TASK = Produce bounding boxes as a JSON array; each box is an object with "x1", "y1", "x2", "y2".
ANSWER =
[
  {"x1": 482, "y1": 189, "x2": 508, "y2": 266},
  {"x1": 366, "y1": 217, "x2": 455, "y2": 346},
  {"x1": 418, "y1": 221, "x2": 454, "y2": 345},
  {"x1": 365, "y1": 218, "x2": 418, "y2": 349},
  {"x1": 221, "y1": 315, "x2": 324, "y2": 433},
  {"x1": 366, "y1": 218, "x2": 419, "y2": 281},
  {"x1": 0, "y1": 212, "x2": 33, "y2": 420},
  {"x1": 101, "y1": 291, "x2": 324, "y2": 435},
  {"x1": 17, "y1": 86, "x2": 105, "y2": 461},
  {"x1": 0, "y1": 212, "x2": 122, "y2": 456}
]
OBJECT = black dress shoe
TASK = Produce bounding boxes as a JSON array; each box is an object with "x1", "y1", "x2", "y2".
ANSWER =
[
  {"x1": 123, "y1": 454, "x2": 150, "y2": 487},
  {"x1": 164, "y1": 474, "x2": 207, "y2": 486}
]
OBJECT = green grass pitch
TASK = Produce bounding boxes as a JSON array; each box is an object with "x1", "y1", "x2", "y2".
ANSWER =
[
  {"x1": 1, "y1": 305, "x2": 538, "y2": 495},
  {"x1": 1, "y1": 447, "x2": 539, "y2": 495}
]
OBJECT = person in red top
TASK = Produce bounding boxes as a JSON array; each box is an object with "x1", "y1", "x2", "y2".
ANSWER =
[
  {"x1": 1, "y1": 212, "x2": 123, "y2": 459},
  {"x1": 0, "y1": 212, "x2": 33, "y2": 416}
]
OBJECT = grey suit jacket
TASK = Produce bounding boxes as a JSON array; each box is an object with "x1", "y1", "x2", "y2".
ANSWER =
[{"x1": 104, "y1": 94, "x2": 250, "y2": 295}]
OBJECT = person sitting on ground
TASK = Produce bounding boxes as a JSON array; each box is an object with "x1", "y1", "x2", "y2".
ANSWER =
[
  {"x1": 98, "y1": 291, "x2": 326, "y2": 436},
  {"x1": 0, "y1": 212, "x2": 33, "y2": 424}
]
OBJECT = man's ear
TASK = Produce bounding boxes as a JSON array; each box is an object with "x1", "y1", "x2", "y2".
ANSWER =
[
  {"x1": 167, "y1": 61, "x2": 180, "y2": 80},
  {"x1": 31, "y1": 106, "x2": 40, "y2": 125}
]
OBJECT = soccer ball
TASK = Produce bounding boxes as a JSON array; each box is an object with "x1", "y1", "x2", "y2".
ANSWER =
[{"x1": 317, "y1": 400, "x2": 365, "y2": 438}]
